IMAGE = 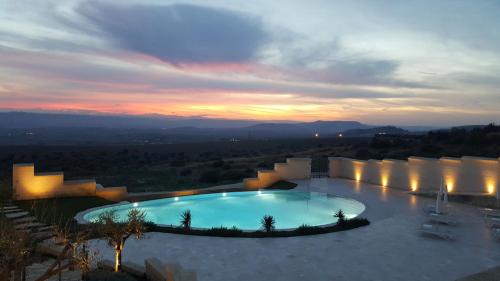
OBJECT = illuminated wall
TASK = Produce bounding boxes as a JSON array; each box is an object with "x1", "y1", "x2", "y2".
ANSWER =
[
  {"x1": 407, "y1": 157, "x2": 441, "y2": 192},
  {"x1": 244, "y1": 158, "x2": 311, "y2": 188},
  {"x1": 12, "y1": 163, "x2": 128, "y2": 201},
  {"x1": 329, "y1": 156, "x2": 499, "y2": 197}
]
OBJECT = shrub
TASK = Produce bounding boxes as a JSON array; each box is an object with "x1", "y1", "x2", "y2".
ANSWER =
[
  {"x1": 206, "y1": 226, "x2": 243, "y2": 236},
  {"x1": 220, "y1": 170, "x2": 246, "y2": 181},
  {"x1": 180, "y1": 210, "x2": 191, "y2": 229},
  {"x1": 179, "y1": 169, "x2": 192, "y2": 176},
  {"x1": 295, "y1": 224, "x2": 320, "y2": 234},
  {"x1": 170, "y1": 160, "x2": 186, "y2": 167},
  {"x1": 261, "y1": 215, "x2": 275, "y2": 232},
  {"x1": 199, "y1": 170, "x2": 220, "y2": 183},
  {"x1": 334, "y1": 209, "x2": 346, "y2": 226},
  {"x1": 212, "y1": 160, "x2": 225, "y2": 168}
]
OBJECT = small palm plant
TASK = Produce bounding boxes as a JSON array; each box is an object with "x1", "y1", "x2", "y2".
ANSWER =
[
  {"x1": 261, "y1": 215, "x2": 275, "y2": 232},
  {"x1": 180, "y1": 210, "x2": 192, "y2": 230},
  {"x1": 334, "y1": 209, "x2": 346, "y2": 226}
]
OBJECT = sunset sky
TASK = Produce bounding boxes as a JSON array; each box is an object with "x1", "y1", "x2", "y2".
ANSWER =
[{"x1": 1, "y1": 0, "x2": 500, "y2": 126}]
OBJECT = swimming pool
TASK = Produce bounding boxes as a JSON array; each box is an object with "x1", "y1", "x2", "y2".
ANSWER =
[{"x1": 81, "y1": 190, "x2": 365, "y2": 230}]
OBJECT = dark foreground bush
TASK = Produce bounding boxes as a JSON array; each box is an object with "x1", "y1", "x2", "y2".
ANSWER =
[
  {"x1": 88, "y1": 270, "x2": 137, "y2": 281},
  {"x1": 151, "y1": 218, "x2": 369, "y2": 238}
]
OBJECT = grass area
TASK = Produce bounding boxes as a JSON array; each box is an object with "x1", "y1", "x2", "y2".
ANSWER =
[
  {"x1": 267, "y1": 180, "x2": 298, "y2": 189},
  {"x1": 16, "y1": 196, "x2": 114, "y2": 226}
]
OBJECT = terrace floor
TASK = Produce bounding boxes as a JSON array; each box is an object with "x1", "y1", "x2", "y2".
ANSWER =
[{"x1": 89, "y1": 178, "x2": 500, "y2": 281}]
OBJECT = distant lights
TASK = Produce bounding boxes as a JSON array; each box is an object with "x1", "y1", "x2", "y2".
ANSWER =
[
  {"x1": 132, "y1": 202, "x2": 139, "y2": 207},
  {"x1": 174, "y1": 197, "x2": 179, "y2": 201},
  {"x1": 257, "y1": 190, "x2": 262, "y2": 195},
  {"x1": 314, "y1": 133, "x2": 319, "y2": 138},
  {"x1": 222, "y1": 192, "x2": 227, "y2": 197},
  {"x1": 338, "y1": 133, "x2": 343, "y2": 137}
]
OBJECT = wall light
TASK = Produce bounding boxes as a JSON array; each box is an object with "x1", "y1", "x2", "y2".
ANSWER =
[
  {"x1": 411, "y1": 181, "x2": 418, "y2": 192},
  {"x1": 355, "y1": 172, "x2": 361, "y2": 182},
  {"x1": 487, "y1": 183, "x2": 495, "y2": 194},
  {"x1": 381, "y1": 177, "x2": 388, "y2": 188},
  {"x1": 446, "y1": 182, "x2": 454, "y2": 192}
]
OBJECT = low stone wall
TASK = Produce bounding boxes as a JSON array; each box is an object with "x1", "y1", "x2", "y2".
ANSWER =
[
  {"x1": 12, "y1": 163, "x2": 128, "y2": 201},
  {"x1": 329, "y1": 156, "x2": 499, "y2": 197},
  {"x1": 244, "y1": 158, "x2": 311, "y2": 188}
]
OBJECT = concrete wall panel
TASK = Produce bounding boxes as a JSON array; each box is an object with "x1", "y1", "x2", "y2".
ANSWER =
[{"x1": 329, "y1": 156, "x2": 499, "y2": 196}]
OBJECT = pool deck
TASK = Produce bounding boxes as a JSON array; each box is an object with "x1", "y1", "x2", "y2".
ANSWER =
[{"x1": 89, "y1": 178, "x2": 500, "y2": 281}]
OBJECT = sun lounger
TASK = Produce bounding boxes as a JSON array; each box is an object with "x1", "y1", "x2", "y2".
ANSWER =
[
  {"x1": 420, "y1": 223, "x2": 455, "y2": 240},
  {"x1": 428, "y1": 213, "x2": 458, "y2": 226},
  {"x1": 483, "y1": 210, "x2": 500, "y2": 219},
  {"x1": 485, "y1": 217, "x2": 500, "y2": 228},
  {"x1": 492, "y1": 228, "x2": 500, "y2": 241},
  {"x1": 424, "y1": 204, "x2": 447, "y2": 214}
]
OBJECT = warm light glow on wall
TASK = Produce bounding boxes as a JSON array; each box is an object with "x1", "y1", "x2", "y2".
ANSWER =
[
  {"x1": 355, "y1": 172, "x2": 361, "y2": 182},
  {"x1": 381, "y1": 176, "x2": 388, "y2": 187},
  {"x1": 410, "y1": 180, "x2": 418, "y2": 192},
  {"x1": 487, "y1": 182, "x2": 495, "y2": 194},
  {"x1": 446, "y1": 181, "x2": 454, "y2": 192}
]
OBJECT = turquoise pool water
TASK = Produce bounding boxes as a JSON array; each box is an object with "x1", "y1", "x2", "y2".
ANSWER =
[{"x1": 82, "y1": 190, "x2": 365, "y2": 230}]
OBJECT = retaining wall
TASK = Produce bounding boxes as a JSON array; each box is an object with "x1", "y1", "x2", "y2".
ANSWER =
[
  {"x1": 12, "y1": 163, "x2": 128, "y2": 201},
  {"x1": 244, "y1": 158, "x2": 311, "y2": 188},
  {"x1": 329, "y1": 156, "x2": 499, "y2": 197}
]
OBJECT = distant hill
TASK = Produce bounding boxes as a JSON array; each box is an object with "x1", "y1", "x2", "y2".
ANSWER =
[
  {"x1": 0, "y1": 112, "x2": 372, "y2": 136},
  {"x1": 0, "y1": 111, "x2": 444, "y2": 144},
  {"x1": 341, "y1": 126, "x2": 409, "y2": 137},
  {"x1": 163, "y1": 121, "x2": 371, "y2": 138},
  {"x1": 0, "y1": 112, "x2": 261, "y2": 129}
]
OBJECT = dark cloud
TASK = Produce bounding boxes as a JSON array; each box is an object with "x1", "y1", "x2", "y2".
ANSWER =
[
  {"x1": 321, "y1": 59, "x2": 399, "y2": 84},
  {"x1": 77, "y1": 2, "x2": 267, "y2": 64}
]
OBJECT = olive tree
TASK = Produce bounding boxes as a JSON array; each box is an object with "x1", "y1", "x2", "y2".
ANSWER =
[
  {"x1": 94, "y1": 209, "x2": 146, "y2": 272},
  {"x1": 0, "y1": 217, "x2": 33, "y2": 281}
]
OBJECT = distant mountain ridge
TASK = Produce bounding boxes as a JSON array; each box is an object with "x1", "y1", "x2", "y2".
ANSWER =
[
  {"x1": 0, "y1": 112, "x2": 261, "y2": 129},
  {"x1": 0, "y1": 111, "x2": 437, "y2": 139},
  {"x1": 0, "y1": 112, "x2": 369, "y2": 131}
]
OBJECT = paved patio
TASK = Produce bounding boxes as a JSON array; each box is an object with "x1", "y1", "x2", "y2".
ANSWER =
[{"x1": 89, "y1": 178, "x2": 500, "y2": 281}]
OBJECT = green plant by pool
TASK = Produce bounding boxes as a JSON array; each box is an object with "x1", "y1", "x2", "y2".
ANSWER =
[{"x1": 81, "y1": 190, "x2": 365, "y2": 231}]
